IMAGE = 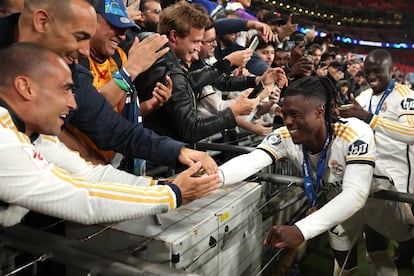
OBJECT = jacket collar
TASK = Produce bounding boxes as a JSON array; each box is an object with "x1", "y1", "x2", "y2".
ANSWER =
[{"x1": 0, "y1": 98, "x2": 39, "y2": 142}]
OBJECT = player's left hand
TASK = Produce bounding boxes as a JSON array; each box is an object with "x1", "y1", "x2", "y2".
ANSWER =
[
  {"x1": 338, "y1": 93, "x2": 371, "y2": 121},
  {"x1": 263, "y1": 225, "x2": 304, "y2": 248}
]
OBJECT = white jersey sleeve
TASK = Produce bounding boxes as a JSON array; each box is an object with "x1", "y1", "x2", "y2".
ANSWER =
[
  {"x1": 219, "y1": 127, "x2": 291, "y2": 185},
  {"x1": 295, "y1": 118, "x2": 376, "y2": 240},
  {"x1": 358, "y1": 83, "x2": 414, "y2": 145},
  {"x1": 0, "y1": 111, "x2": 178, "y2": 226},
  {"x1": 35, "y1": 135, "x2": 155, "y2": 186}
]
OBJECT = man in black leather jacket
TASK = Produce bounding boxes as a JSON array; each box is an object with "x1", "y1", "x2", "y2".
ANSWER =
[{"x1": 137, "y1": 2, "x2": 259, "y2": 143}]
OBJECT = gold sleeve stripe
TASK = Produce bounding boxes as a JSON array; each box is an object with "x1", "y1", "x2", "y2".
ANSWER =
[
  {"x1": 257, "y1": 144, "x2": 280, "y2": 159},
  {"x1": 0, "y1": 112, "x2": 12, "y2": 126},
  {"x1": 89, "y1": 190, "x2": 171, "y2": 203},
  {"x1": 278, "y1": 129, "x2": 291, "y2": 138},
  {"x1": 399, "y1": 113, "x2": 414, "y2": 126},
  {"x1": 334, "y1": 124, "x2": 358, "y2": 137},
  {"x1": 333, "y1": 125, "x2": 357, "y2": 143},
  {"x1": 278, "y1": 127, "x2": 290, "y2": 139},
  {"x1": 376, "y1": 118, "x2": 414, "y2": 136},
  {"x1": 1, "y1": 113, "x2": 17, "y2": 131},
  {"x1": 2, "y1": 113, "x2": 30, "y2": 144},
  {"x1": 369, "y1": 115, "x2": 379, "y2": 128},
  {"x1": 347, "y1": 156, "x2": 375, "y2": 162},
  {"x1": 408, "y1": 115, "x2": 414, "y2": 126},
  {"x1": 89, "y1": 191, "x2": 174, "y2": 209},
  {"x1": 279, "y1": 128, "x2": 290, "y2": 135},
  {"x1": 16, "y1": 131, "x2": 30, "y2": 144},
  {"x1": 41, "y1": 135, "x2": 59, "y2": 144},
  {"x1": 395, "y1": 83, "x2": 411, "y2": 97},
  {"x1": 51, "y1": 167, "x2": 175, "y2": 202},
  {"x1": 52, "y1": 166, "x2": 154, "y2": 189},
  {"x1": 89, "y1": 187, "x2": 174, "y2": 210}
]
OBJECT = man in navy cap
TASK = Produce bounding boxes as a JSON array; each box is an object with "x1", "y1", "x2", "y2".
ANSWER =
[{"x1": 70, "y1": 0, "x2": 173, "y2": 169}]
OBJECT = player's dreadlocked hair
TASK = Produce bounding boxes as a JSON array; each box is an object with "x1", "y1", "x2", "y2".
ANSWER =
[{"x1": 284, "y1": 76, "x2": 340, "y2": 133}]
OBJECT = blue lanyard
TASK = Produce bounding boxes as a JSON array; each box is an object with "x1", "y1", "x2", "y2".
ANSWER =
[
  {"x1": 368, "y1": 80, "x2": 395, "y2": 115},
  {"x1": 301, "y1": 127, "x2": 331, "y2": 207}
]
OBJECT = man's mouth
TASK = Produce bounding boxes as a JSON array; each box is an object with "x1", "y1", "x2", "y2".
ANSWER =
[
  {"x1": 289, "y1": 129, "x2": 298, "y2": 134},
  {"x1": 65, "y1": 55, "x2": 76, "y2": 64},
  {"x1": 59, "y1": 114, "x2": 67, "y2": 121},
  {"x1": 368, "y1": 79, "x2": 379, "y2": 87},
  {"x1": 110, "y1": 40, "x2": 120, "y2": 47}
]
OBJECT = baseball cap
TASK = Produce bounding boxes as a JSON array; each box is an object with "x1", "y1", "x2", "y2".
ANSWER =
[
  {"x1": 262, "y1": 11, "x2": 286, "y2": 25},
  {"x1": 95, "y1": 0, "x2": 139, "y2": 30}
]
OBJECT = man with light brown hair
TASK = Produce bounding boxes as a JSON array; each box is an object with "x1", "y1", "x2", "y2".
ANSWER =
[{"x1": 141, "y1": 1, "x2": 259, "y2": 143}]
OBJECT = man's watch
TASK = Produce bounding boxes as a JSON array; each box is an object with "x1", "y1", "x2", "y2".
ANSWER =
[{"x1": 223, "y1": 58, "x2": 231, "y2": 67}]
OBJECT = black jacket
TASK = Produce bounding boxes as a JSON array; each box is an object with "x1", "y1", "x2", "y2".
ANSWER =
[
  {"x1": 134, "y1": 45, "x2": 237, "y2": 143},
  {"x1": 190, "y1": 59, "x2": 257, "y2": 95}
]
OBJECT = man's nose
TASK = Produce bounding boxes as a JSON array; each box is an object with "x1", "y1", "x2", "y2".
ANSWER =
[
  {"x1": 78, "y1": 40, "x2": 90, "y2": 58},
  {"x1": 283, "y1": 115, "x2": 292, "y2": 126},
  {"x1": 68, "y1": 92, "x2": 78, "y2": 111}
]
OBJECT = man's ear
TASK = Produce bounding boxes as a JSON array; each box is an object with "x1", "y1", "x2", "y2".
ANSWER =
[
  {"x1": 169, "y1": 30, "x2": 178, "y2": 45},
  {"x1": 14, "y1": 76, "x2": 33, "y2": 101},
  {"x1": 317, "y1": 104, "x2": 325, "y2": 116},
  {"x1": 32, "y1": 9, "x2": 52, "y2": 34}
]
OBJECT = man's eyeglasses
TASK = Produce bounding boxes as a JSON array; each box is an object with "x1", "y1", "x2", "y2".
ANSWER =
[
  {"x1": 143, "y1": 9, "x2": 162, "y2": 15},
  {"x1": 202, "y1": 38, "x2": 217, "y2": 46}
]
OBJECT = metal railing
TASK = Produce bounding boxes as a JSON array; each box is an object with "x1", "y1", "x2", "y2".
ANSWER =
[{"x1": 0, "y1": 224, "x2": 197, "y2": 276}]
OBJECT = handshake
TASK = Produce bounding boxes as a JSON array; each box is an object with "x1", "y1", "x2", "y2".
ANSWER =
[{"x1": 158, "y1": 162, "x2": 221, "y2": 205}]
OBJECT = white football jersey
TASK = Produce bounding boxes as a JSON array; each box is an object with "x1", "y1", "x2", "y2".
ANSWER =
[
  {"x1": 356, "y1": 82, "x2": 414, "y2": 193},
  {"x1": 219, "y1": 117, "x2": 395, "y2": 240},
  {"x1": 257, "y1": 117, "x2": 393, "y2": 198}
]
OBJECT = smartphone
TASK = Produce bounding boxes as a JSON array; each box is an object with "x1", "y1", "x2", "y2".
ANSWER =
[
  {"x1": 286, "y1": 41, "x2": 295, "y2": 51},
  {"x1": 248, "y1": 36, "x2": 259, "y2": 51},
  {"x1": 248, "y1": 82, "x2": 265, "y2": 99},
  {"x1": 126, "y1": 0, "x2": 140, "y2": 9},
  {"x1": 319, "y1": 61, "x2": 327, "y2": 68}
]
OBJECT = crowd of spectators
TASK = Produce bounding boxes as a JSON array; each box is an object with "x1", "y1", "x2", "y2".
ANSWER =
[{"x1": 0, "y1": 0, "x2": 413, "y2": 274}]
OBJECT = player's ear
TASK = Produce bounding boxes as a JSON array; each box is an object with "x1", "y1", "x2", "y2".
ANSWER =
[
  {"x1": 14, "y1": 76, "x2": 34, "y2": 101},
  {"x1": 317, "y1": 104, "x2": 325, "y2": 114}
]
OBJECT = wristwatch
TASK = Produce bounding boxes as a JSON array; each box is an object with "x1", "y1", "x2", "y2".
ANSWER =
[{"x1": 222, "y1": 58, "x2": 231, "y2": 67}]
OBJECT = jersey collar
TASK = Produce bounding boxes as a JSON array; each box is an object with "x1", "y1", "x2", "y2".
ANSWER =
[{"x1": 0, "y1": 98, "x2": 39, "y2": 143}]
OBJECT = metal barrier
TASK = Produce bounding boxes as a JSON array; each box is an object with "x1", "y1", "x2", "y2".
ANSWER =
[
  {"x1": 370, "y1": 190, "x2": 414, "y2": 204},
  {"x1": 0, "y1": 224, "x2": 196, "y2": 276}
]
